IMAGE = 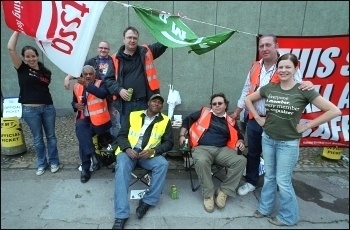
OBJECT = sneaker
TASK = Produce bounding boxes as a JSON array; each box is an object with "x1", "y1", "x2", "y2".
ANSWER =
[
  {"x1": 253, "y1": 210, "x2": 267, "y2": 218},
  {"x1": 214, "y1": 188, "x2": 228, "y2": 208},
  {"x1": 112, "y1": 218, "x2": 128, "y2": 229},
  {"x1": 136, "y1": 199, "x2": 150, "y2": 219},
  {"x1": 204, "y1": 196, "x2": 214, "y2": 213},
  {"x1": 237, "y1": 182, "x2": 256, "y2": 196},
  {"x1": 50, "y1": 165, "x2": 59, "y2": 173},
  {"x1": 268, "y1": 217, "x2": 287, "y2": 226},
  {"x1": 36, "y1": 168, "x2": 45, "y2": 176}
]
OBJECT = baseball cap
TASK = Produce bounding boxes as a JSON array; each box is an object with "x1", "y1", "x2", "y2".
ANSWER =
[{"x1": 149, "y1": 94, "x2": 164, "y2": 103}]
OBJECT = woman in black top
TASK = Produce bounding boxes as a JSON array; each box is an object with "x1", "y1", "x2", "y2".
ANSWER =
[{"x1": 7, "y1": 31, "x2": 60, "y2": 176}]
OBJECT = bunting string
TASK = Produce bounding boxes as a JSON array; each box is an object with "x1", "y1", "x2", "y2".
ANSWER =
[{"x1": 112, "y1": 1, "x2": 257, "y2": 37}]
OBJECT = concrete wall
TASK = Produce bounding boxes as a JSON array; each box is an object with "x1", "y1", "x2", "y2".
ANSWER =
[{"x1": 1, "y1": 1, "x2": 349, "y2": 117}]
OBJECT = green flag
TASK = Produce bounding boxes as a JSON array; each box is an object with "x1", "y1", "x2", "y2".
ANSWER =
[{"x1": 133, "y1": 5, "x2": 235, "y2": 55}]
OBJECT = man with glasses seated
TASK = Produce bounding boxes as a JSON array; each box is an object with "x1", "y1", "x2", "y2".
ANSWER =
[{"x1": 178, "y1": 93, "x2": 246, "y2": 213}]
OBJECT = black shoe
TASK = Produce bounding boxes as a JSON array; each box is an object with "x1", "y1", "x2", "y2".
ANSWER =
[
  {"x1": 136, "y1": 199, "x2": 150, "y2": 219},
  {"x1": 112, "y1": 218, "x2": 128, "y2": 229},
  {"x1": 80, "y1": 170, "x2": 91, "y2": 183}
]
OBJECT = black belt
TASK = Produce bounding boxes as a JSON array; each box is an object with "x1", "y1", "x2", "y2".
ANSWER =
[{"x1": 129, "y1": 97, "x2": 147, "y2": 102}]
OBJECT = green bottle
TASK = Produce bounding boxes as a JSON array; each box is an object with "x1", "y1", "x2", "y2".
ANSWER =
[
  {"x1": 180, "y1": 138, "x2": 190, "y2": 151},
  {"x1": 126, "y1": 88, "x2": 133, "y2": 101},
  {"x1": 171, "y1": 185, "x2": 178, "y2": 199}
]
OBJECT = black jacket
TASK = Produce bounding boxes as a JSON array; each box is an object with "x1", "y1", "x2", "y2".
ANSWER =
[{"x1": 104, "y1": 43, "x2": 167, "y2": 113}]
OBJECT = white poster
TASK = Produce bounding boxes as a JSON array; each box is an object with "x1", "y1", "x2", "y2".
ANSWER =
[{"x1": 3, "y1": 98, "x2": 22, "y2": 118}]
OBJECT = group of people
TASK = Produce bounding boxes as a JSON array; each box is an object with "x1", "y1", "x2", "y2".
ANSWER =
[{"x1": 8, "y1": 27, "x2": 341, "y2": 229}]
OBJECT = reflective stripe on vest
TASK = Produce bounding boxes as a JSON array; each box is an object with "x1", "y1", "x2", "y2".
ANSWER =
[
  {"x1": 189, "y1": 107, "x2": 239, "y2": 149},
  {"x1": 110, "y1": 45, "x2": 160, "y2": 100},
  {"x1": 115, "y1": 110, "x2": 170, "y2": 156},
  {"x1": 73, "y1": 80, "x2": 110, "y2": 126},
  {"x1": 248, "y1": 61, "x2": 280, "y2": 119}
]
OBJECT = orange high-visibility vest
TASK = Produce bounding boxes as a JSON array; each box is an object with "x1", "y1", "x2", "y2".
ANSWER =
[
  {"x1": 73, "y1": 80, "x2": 110, "y2": 126},
  {"x1": 111, "y1": 45, "x2": 160, "y2": 100},
  {"x1": 189, "y1": 107, "x2": 239, "y2": 149},
  {"x1": 248, "y1": 61, "x2": 280, "y2": 119}
]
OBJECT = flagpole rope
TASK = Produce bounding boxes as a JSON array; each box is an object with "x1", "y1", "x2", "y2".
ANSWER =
[{"x1": 111, "y1": 1, "x2": 257, "y2": 37}]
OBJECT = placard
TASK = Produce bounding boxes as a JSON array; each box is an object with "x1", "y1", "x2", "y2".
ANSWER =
[{"x1": 3, "y1": 98, "x2": 22, "y2": 118}]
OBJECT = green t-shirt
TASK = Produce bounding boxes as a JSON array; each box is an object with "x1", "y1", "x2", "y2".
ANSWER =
[{"x1": 260, "y1": 83, "x2": 319, "y2": 140}]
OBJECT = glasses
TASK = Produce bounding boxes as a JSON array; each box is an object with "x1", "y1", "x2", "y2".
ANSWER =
[
  {"x1": 98, "y1": 47, "x2": 109, "y2": 50},
  {"x1": 211, "y1": 102, "x2": 224, "y2": 106}
]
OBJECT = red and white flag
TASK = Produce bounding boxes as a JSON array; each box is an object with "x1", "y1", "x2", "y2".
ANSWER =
[{"x1": 3, "y1": 1, "x2": 108, "y2": 78}]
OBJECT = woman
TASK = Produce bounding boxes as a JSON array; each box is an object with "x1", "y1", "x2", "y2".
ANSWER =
[
  {"x1": 7, "y1": 31, "x2": 60, "y2": 176},
  {"x1": 245, "y1": 53, "x2": 341, "y2": 226}
]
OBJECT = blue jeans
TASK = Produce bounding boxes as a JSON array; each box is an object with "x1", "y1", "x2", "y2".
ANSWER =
[
  {"x1": 120, "y1": 99, "x2": 148, "y2": 127},
  {"x1": 245, "y1": 118, "x2": 263, "y2": 186},
  {"x1": 258, "y1": 132, "x2": 300, "y2": 226},
  {"x1": 22, "y1": 105, "x2": 59, "y2": 169},
  {"x1": 114, "y1": 151, "x2": 169, "y2": 219}
]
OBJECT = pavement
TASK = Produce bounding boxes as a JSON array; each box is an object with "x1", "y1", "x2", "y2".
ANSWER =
[{"x1": 1, "y1": 116, "x2": 349, "y2": 229}]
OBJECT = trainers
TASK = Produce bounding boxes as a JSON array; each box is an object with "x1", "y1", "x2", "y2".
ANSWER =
[
  {"x1": 253, "y1": 210, "x2": 267, "y2": 218},
  {"x1": 112, "y1": 218, "x2": 128, "y2": 229},
  {"x1": 36, "y1": 168, "x2": 45, "y2": 176},
  {"x1": 204, "y1": 196, "x2": 214, "y2": 213},
  {"x1": 136, "y1": 199, "x2": 150, "y2": 219},
  {"x1": 214, "y1": 188, "x2": 228, "y2": 209},
  {"x1": 268, "y1": 217, "x2": 287, "y2": 226},
  {"x1": 237, "y1": 182, "x2": 256, "y2": 196},
  {"x1": 50, "y1": 165, "x2": 59, "y2": 173}
]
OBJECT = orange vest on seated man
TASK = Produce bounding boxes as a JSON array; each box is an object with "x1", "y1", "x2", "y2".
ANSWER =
[
  {"x1": 73, "y1": 80, "x2": 110, "y2": 126},
  {"x1": 110, "y1": 45, "x2": 160, "y2": 100},
  {"x1": 247, "y1": 61, "x2": 280, "y2": 120},
  {"x1": 189, "y1": 107, "x2": 239, "y2": 149}
]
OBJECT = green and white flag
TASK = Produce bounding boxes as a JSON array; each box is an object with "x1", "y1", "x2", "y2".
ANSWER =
[{"x1": 133, "y1": 5, "x2": 235, "y2": 55}]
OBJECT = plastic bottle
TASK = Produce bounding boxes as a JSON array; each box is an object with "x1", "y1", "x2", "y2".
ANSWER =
[
  {"x1": 170, "y1": 185, "x2": 178, "y2": 199},
  {"x1": 180, "y1": 138, "x2": 190, "y2": 151},
  {"x1": 126, "y1": 88, "x2": 133, "y2": 101},
  {"x1": 110, "y1": 110, "x2": 121, "y2": 138}
]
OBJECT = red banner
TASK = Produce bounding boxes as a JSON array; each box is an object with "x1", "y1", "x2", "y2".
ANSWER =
[
  {"x1": 2, "y1": 1, "x2": 108, "y2": 78},
  {"x1": 257, "y1": 35, "x2": 349, "y2": 147}
]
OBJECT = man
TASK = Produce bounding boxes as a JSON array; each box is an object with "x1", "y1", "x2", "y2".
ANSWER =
[
  {"x1": 179, "y1": 93, "x2": 246, "y2": 213},
  {"x1": 72, "y1": 65, "x2": 112, "y2": 183},
  {"x1": 230, "y1": 34, "x2": 313, "y2": 196},
  {"x1": 105, "y1": 26, "x2": 168, "y2": 127},
  {"x1": 112, "y1": 94, "x2": 173, "y2": 229},
  {"x1": 65, "y1": 41, "x2": 121, "y2": 139},
  {"x1": 64, "y1": 41, "x2": 114, "y2": 89}
]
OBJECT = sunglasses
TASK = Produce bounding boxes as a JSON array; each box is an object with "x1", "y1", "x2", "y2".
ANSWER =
[
  {"x1": 211, "y1": 102, "x2": 224, "y2": 106},
  {"x1": 98, "y1": 47, "x2": 109, "y2": 50}
]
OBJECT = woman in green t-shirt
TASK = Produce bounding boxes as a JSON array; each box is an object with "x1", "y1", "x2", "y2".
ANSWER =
[{"x1": 245, "y1": 53, "x2": 341, "y2": 226}]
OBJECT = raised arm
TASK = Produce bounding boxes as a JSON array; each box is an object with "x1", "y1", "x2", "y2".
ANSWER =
[
  {"x1": 64, "y1": 74, "x2": 75, "y2": 90},
  {"x1": 7, "y1": 31, "x2": 22, "y2": 69}
]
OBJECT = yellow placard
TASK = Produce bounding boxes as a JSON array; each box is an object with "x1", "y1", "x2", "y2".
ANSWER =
[
  {"x1": 322, "y1": 147, "x2": 343, "y2": 160},
  {"x1": 1, "y1": 117, "x2": 24, "y2": 147}
]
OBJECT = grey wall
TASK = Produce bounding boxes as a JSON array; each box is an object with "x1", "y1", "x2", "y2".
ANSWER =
[{"x1": 1, "y1": 1, "x2": 349, "y2": 117}]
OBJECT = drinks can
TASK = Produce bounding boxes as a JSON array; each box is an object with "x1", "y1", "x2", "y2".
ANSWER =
[{"x1": 126, "y1": 88, "x2": 133, "y2": 101}]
